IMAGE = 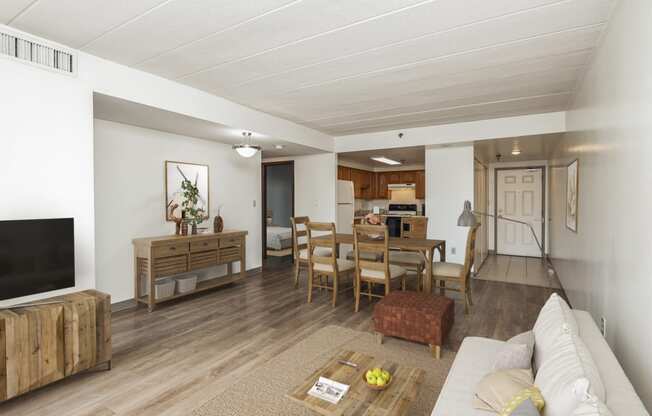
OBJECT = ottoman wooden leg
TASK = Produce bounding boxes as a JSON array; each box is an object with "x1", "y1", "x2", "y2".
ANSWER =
[
  {"x1": 429, "y1": 344, "x2": 441, "y2": 360},
  {"x1": 376, "y1": 332, "x2": 384, "y2": 345}
]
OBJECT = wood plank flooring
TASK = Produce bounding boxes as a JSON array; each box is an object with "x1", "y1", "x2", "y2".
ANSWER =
[
  {"x1": 0, "y1": 257, "x2": 564, "y2": 416},
  {"x1": 475, "y1": 255, "x2": 562, "y2": 289}
]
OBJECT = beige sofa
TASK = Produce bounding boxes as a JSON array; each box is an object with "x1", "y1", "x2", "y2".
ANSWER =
[{"x1": 432, "y1": 308, "x2": 648, "y2": 415}]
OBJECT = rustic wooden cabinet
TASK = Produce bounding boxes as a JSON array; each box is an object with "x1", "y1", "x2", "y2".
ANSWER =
[
  {"x1": 0, "y1": 290, "x2": 112, "y2": 403},
  {"x1": 132, "y1": 230, "x2": 247, "y2": 311}
]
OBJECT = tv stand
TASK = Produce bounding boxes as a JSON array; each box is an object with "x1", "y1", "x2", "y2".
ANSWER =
[{"x1": 0, "y1": 290, "x2": 112, "y2": 402}]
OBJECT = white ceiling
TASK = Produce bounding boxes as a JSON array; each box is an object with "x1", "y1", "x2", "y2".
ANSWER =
[
  {"x1": 93, "y1": 93, "x2": 324, "y2": 158},
  {"x1": 474, "y1": 133, "x2": 563, "y2": 164},
  {"x1": 339, "y1": 146, "x2": 425, "y2": 169},
  {"x1": 3, "y1": 0, "x2": 614, "y2": 135}
]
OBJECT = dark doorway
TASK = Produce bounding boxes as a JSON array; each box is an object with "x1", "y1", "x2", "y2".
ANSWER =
[{"x1": 261, "y1": 161, "x2": 295, "y2": 261}]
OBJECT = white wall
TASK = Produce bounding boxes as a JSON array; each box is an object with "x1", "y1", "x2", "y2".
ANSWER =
[
  {"x1": 0, "y1": 54, "x2": 95, "y2": 307},
  {"x1": 425, "y1": 145, "x2": 474, "y2": 263},
  {"x1": 548, "y1": 0, "x2": 652, "y2": 408},
  {"x1": 94, "y1": 120, "x2": 261, "y2": 303}
]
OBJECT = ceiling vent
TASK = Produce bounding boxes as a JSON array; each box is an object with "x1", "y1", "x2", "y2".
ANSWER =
[{"x1": 1, "y1": 30, "x2": 74, "y2": 74}]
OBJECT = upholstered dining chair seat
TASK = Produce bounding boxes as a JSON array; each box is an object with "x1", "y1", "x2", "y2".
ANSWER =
[
  {"x1": 431, "y1": 261, "x2": 463, "y2": 278},
  {"x1": 361, "y1": 264, "x2": 406, "y2": 282},
  {"x1": 299, "y1": 247, "x2": 332, "y2": 260},
  {"x1": 388, "y1": 251, "x2": 425, "y2": 266},
  {"x1": 313, "y1": 259, "x2": 355, "y2": 273}
]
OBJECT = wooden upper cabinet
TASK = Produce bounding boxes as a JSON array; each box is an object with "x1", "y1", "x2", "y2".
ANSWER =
[
  {"x1": 400, "y1": 171, "x2": 417, "y2": 183},
  {"x1": 416, "y1": 170, "x2": 426, "y2": 199},
  {"x1": 387, "y1": 172, "x2": 402, "y2": 184},
  {"x1": 338, "y1": 165, "x2": 351, "y2": 181},
  {"x1": 376, "y1": 172, "x2": 389, "y2": 199}
]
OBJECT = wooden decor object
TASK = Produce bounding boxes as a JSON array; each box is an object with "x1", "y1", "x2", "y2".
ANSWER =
[
  {"x1": 0, "y1": 290, "x2": 111, "y2": 403},
  {"x1": 132, "y1": 230, "x2": 247, "y2": 312}
]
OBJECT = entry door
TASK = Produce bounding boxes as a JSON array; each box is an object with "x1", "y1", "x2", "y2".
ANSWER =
[{"x1": 496, "y1": 168, "x2": 543, "y2": 257}]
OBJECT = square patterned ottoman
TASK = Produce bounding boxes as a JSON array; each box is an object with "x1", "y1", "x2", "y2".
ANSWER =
[{"x1": 373, "y1": 291, "x2": 454, "y2": 359}]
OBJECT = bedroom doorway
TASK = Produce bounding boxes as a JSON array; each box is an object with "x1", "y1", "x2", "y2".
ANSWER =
[{"x1": 262, "y1": 161, "x2": 295, "y2": 260}]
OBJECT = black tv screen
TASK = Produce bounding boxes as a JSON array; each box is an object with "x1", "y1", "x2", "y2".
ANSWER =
[{"x1": 0, "y1": 218, "x2": 75, "y2": 301}]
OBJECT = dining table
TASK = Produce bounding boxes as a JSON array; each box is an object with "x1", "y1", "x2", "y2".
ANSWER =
[{"x1": 314, "y1": 233, "x2": 446, "y2": 293}]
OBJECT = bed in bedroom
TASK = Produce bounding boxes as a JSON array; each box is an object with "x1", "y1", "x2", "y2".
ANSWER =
[{"x1": 266, "y1": 225, "x2": 293, "y2": 257}]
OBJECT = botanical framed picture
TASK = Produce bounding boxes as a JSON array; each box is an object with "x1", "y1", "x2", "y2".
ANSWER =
[
  {"x1": 165, "y1": 161, "x2": 209, "y2": 222},
  {"x1": 566, "y1": 159, "x2": 579, "y2": 232}
]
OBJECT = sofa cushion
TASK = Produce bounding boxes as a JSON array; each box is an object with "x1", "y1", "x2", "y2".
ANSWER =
[
  {"x1": 533, "y1": 293, "x2": 578, "y2": 369},
  {"x1": 473, "y1": 369, "x2": 534, "y2": 412},
  {"x1": 431, "y1": 336, "x2": 507, "y2": 415},
  {"x1": 534, "y1": 332, "x2": 605, "y2": 416},
  {"x1": 572, "y1": 395, "x2": 614, "y2": 416},
  {"x1": 493, "y1": 331, "x2": 536, "y2": 371}
]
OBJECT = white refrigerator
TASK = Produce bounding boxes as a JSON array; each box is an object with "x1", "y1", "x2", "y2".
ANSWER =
[{"x1": 337, "y1": 180, "x2": 354, "y2": 258}]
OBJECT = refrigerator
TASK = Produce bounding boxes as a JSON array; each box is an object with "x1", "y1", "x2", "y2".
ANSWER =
[{"x1": 336, "y1": 180, "x2": 354, "y2": 258}]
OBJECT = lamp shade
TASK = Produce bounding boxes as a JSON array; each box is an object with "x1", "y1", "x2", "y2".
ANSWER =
[
  {"x1": 457, "y1": 200, "x2": 478, "y2": 227},
  {"x1": 233, "y1": 144, "x2": 260, "y2": 158}
]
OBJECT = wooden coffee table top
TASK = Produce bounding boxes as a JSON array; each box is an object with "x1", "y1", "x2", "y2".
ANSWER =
[{"x1": 287, "y1": 350, "x2": 425, "y2": 416}]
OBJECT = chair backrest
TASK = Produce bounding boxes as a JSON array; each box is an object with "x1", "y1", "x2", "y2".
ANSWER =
[
  {"x1": 307, "y1": 222, "x2": 337, "y2": 272},
  {"x1": 400, "y1": 217, "x2": 428, "y2": 239},
  {"x1": 291, "y1": 216, "x2": 310, "y2": 261},
  {"x1": 462, "y1": 224, "x2": 481, "y2": 279},
  {"x1": 353, "y1": 224, "x2": 390, "y2": 285}
]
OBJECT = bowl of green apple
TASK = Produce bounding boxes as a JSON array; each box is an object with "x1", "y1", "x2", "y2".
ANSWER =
[{"x1": 363, "y1": 367, "x2": 392, "y2": 390}]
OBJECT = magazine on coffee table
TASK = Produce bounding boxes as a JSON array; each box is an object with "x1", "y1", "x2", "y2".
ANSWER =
[{"x1": 307, "y1": 377, "x2": 350, "y2": 404}]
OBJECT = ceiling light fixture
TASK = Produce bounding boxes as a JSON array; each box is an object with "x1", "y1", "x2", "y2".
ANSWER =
[
  {"x1": 370, "y1": 156, "x2": 402, "y2": 166},
  {"x1": 274, "y1": 144, "x2": 284, "y2": 150},
  {"x1": 233, "y1": 132, "x2": 261, "y2": 158},
  {"x1": 511, "y1": 149, "x2": 521, "y2": 155}
]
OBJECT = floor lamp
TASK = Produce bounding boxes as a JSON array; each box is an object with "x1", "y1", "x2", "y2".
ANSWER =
[{"x1": 457, "y1": 200, "x2": 546, "y2": 261}]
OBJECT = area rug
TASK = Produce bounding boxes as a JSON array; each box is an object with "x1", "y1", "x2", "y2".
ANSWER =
[{"x1": 192, "y1": 325, "x2": 455, "y2": 416}]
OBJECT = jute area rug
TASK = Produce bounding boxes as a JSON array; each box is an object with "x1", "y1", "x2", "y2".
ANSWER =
[{"x1": 192, "y1": 325, "x2": 455, "y2": 416}]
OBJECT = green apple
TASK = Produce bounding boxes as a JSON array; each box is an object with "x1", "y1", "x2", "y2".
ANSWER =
[
  {"x1": 376, "y1": 377, "x2": 386, "y2": 387},
  {"x1": 381, "y1": 370, "x2": 390, "y2": 380},
  {"x1": 372, "y1": 368, "x2": 382, "y2": 378}
]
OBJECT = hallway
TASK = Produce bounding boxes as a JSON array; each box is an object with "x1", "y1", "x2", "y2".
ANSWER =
[{"x1": 475, "y1": 254, "x2": 561, "y2": 289}]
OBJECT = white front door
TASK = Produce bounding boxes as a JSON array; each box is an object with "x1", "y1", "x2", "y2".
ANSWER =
[{"x1": 496, "y1": 168, "x2": 543, "y2": 257}]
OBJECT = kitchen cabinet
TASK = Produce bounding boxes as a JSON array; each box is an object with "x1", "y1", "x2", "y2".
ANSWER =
[
  {"x1": 400, "y1": 171, "x2": 417, "y2": 183},
  {"x1": 350, "y1": 168, "x2": 372, "y2": 198},
  {"x1": 416, "y1": 170, "x2": 426, "y2": 199},
  {"x1": 387, "y1": 172, "x2": 402, "y2": 184},
  {"x1": 376, "y1": 172, "x2": 389, "y2": 199},
  {"x1": 338, "y1": 165, "x2": 351, "y2": 180}
]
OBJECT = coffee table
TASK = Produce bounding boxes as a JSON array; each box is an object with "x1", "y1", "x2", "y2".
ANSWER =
[{"x1": 287, "y1": 350, "x2": 425, "y2": 416}]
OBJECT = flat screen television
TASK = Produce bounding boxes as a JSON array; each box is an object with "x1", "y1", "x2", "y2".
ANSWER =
[{"x1": 0, "y1": 218, "x2": 75, "y2": 301}]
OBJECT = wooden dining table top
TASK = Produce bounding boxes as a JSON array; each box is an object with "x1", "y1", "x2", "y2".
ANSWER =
[{"x1": 313, "y1": 233, "x2": 445, "y2": 251}]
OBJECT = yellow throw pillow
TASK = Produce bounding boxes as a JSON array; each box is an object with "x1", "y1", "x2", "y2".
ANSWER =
[
  {"x1": 473, "y1": 369, "x2": 534, "y2": 412},
  {"x1": 500, "y1": 387, "x2": 545, "y2": 416}
]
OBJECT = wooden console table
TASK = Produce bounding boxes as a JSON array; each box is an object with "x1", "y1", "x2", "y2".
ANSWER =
[{"x1": 132, "y1": 230, "x2": 248, "y2": 311}]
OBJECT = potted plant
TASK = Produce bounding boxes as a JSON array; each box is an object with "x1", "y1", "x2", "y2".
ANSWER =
[{"x1": 181, "y1": 175, "x2": 207, "y2": 234}]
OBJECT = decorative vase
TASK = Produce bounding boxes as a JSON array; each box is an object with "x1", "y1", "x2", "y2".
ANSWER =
[
  {"x1": 181, "y1": 222, "x2": 188, "y2": 236},
  {"x1": 191, "y1": 223, "x2": 198, "y2": 235},
  {"x1": 214, "y1": 216, "x2": 224, "y2": 233}
]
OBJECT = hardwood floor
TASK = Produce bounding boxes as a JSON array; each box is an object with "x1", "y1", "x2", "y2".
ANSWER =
[{"x1": 0, "y1": 257, "x2": 564, "y2": 416}]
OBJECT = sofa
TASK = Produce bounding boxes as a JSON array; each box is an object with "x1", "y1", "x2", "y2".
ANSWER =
[{"x1": 432, "y1": 295, "x2": 648, "y2": 415}]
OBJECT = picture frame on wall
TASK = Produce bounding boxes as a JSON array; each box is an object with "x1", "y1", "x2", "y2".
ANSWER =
[
  {"x1": 566, "y1": 159, "x2": 579, "y2": 232},
  {"x1": 165, "y1": 161, "x2": 209, "y2": 221}
]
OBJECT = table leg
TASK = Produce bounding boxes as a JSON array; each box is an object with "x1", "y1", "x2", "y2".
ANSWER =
[{"x1": 424, "y1": 248, "x2": 433, "y2": 293}]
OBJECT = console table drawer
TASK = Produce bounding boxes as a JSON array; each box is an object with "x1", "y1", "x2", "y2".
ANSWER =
[
  {"x1": 153, "y1": 242, "x2": 189, "y2": 258},
  {"x1": 220, "y1": 237, "x2": 242, "y2": 248},
  {"x1": 189, "y1": 250, "x2": 218, "y2": 270},
  {"x1": 220, "y1": 247, "x2": 241, "y2": 263},
  {"x1": 190, "y1": 239, "x2": 219, "y2": 252},
  {"x1": 153, "y1": 255, "x2": 187, "y2": 277}
]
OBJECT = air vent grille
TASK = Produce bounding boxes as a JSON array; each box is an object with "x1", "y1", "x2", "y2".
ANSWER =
[{"x1": 1, "y1": 31, "x2": 74, "y2": 74}]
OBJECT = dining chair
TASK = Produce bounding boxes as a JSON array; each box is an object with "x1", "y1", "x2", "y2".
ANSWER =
[
  {"x1": 353, "y1": 224, "x2": 407, "y2": 312},
  {"x1": 346, "y1": 215, "x2": 383, "y2": 262},
  {"x1": 291, "y1": 216, "x2": 331, "y2": 288},
  {"x1": 306, "y1": 222, "x2": 355, "y2": 307},
  {"x1": 389, "y1": 217, "x2": 428, "y2": 290},
  {"x1": 430, "y1": 224, "x2": 480, "y2": 314}
]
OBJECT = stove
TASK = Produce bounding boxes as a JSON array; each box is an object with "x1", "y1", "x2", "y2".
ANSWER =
[{"x1": 387, "y1": 203, "x2": 418, "y2": 216}]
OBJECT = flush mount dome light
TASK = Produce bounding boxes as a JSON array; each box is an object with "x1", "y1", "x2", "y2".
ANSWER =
[{"x1": 233, "y1": 132, "x2": 261, "y2": 158}]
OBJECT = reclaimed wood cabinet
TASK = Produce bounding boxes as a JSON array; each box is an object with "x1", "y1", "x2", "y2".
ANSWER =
[
  {"x1": 132, "y1": 230, "x2": 247, "y2": 311},
  {"x1": 0, "y1": 290, "x2": 111, "y2": 403}
]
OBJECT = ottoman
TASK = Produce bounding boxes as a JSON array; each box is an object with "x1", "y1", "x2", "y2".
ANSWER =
[{"x1": 373, "y1": 291, "x2": 454, "y2": 359}]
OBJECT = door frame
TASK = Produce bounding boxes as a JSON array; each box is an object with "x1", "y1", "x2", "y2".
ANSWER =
[
  {"x1": 493, "y1": 166, "x2": 546, "y2": 257},
  {"x1": 261, "y1": 161, "x2": 295, "y2": 260}
]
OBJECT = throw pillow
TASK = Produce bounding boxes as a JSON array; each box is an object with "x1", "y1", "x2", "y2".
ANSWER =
[
  {"x1": 494, "y1": 331, "x2": 536, "y2": 371},
  {"x1": 533, "y1": 293, "x2": 578, "y2": 369},
  {"x1": 507, "y1": 398, "x2": 541, "y2": 416},
  {"x1": 535, "y1": 332, "x2": 605, "y2": 416},
  {"x1": 500, "y1": 387, "x2": 545, "y2": 416},
  {"x1": 572, "y1": 395, "x2": 614, "y2": 416},
  {"x1": 474, "y1": 369, "x2": 534, "y2": 412}
]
